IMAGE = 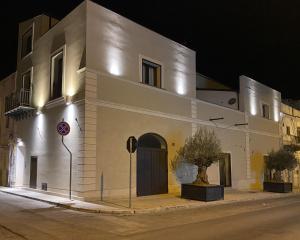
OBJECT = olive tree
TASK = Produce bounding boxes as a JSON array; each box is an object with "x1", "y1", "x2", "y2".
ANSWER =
[
  {"x1": 172, "y1": 128, "x2": 222, "y2": 185},
  {"x1": 265, "y1": 148, "x2": 298, "y2": 182}
]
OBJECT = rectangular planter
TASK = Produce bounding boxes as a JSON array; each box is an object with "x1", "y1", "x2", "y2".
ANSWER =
[
  {"x1": 181, "y1": 184, "x2": 224, "y2": 202},
  {"x1": 263, "y1": 182, "x2": 292, "y2": 193}
]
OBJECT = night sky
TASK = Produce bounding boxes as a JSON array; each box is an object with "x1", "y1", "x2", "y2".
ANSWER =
[{"x1": 1, "y1": 0, "x2": 300, "y2": 99}]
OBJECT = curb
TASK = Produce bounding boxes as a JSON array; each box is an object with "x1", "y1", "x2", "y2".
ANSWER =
[{"x1": 0, "y1": 188, "x2": 299, "y2": 215}]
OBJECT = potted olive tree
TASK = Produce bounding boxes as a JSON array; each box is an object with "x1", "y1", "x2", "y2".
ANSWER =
[
  {"x1": 172, "y1": 128, "x2": 224, "y2": 201},
  {"x1": 264, "y1": 148, "x2": 298, "y2": 193}
]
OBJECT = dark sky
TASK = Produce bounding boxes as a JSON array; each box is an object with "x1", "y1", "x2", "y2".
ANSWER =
[{"x1": 1, "y1": 0, "x2": 300, "y2": 98}]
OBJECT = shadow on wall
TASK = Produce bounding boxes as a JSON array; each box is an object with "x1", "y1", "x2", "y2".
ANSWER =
[
  {"x1": 165, "y1": 131, "x2": 187, "y2": 190},
  {"x1": 250, "y1": 152, "x2": 264, "y2": 190}
]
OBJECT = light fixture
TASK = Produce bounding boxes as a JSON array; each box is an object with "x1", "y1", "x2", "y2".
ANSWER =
[
  {"x1": 16, "y1": 138, "x2": 24, "y2": 147},
  {"x1": 66, "y1": 95, "x2": 72, "y2": 105},
  {"x1": 36, "y1": 108, "x2": 42, "y2": 115}
]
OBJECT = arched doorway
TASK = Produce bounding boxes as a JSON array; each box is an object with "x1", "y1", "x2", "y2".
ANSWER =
[{"x1": 137, "y1": 133, "x2": 168, "y2": 196}]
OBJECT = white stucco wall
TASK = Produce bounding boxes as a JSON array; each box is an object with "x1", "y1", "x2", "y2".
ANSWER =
[
  {"x1": 196, "y1": 90, "x2": 238, "y2": 110},
  {"x1": 239, "y1": 75, "x2": 281, "y2": 122},
  {"x1": 86, "y1": 0, "x2": 196, "y2": 98}
]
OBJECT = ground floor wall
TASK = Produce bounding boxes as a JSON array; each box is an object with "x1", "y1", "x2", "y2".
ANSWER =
[
  {"x1": 11, "y1": 101, "x2": 86, "y2": 199},
  {"x1": 94, "y1": 104, "x2": 281, "y2": 199},
  {"x1": 249, "y1": 133, "x2": 281, "y2": 190},
  {"x1": 0, "y1": 148, "x2": 9, "y2": 186},
  {"x1": 9, "y1": 102, "x2": 281, "y2": 200}
]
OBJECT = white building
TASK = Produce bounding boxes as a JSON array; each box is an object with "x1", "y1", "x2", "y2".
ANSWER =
[
  {"x1": 1, "y1": 0, "x2": 281, "y2": 201},
  {"x1": 281, "y1": 102, "x2": 300, "y2": 188}
]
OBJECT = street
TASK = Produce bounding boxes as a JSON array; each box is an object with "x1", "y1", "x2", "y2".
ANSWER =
[{"x1": 0, "y1": 192, "x2": 300, "y2": 240}]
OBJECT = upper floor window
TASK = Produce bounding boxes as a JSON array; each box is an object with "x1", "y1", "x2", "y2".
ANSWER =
[
  {"x1": 262, "y1": 103, "x2": 270, "y2": 119},
  {"x1": 22, "y1": 71, "x2": 31, "y2": 90},
  {"x1": 142, "y1": 59, "x2": 161, "y2": 88},
  {"x1": 50, "y1": 51, "x2": 64, "y2": 100},
  {"x1": 297, "y1": 127, "x2": 300, "y2": 137},
  {"x1": 21, "y1": 28, "x2": 33, "y2": 58},
  {"x1": 287, "y1": 126, "x2": 291, "y2": 135}
]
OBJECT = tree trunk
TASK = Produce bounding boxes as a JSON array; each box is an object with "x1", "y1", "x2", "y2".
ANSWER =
[{"x1": 193, "y1": 166, "x2": 209, "y2": 185}]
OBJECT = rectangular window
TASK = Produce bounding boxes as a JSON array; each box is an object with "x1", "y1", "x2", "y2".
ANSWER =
[
  {"x1": 21, "y1": 28, "x2": 33, "y2": 58},
  {"x1": 22, "y1": 71, "x2": 31, "y2": 90},
  {"x1": 262, "y1": 104, "x2": 270, "y2": 119},
  {"x1": 296, "y1": 127, "x2": 300, "y2": 144},
  {"x1": 297, "y1": 127, "x2": 300, "y2": 137},
  {"x1": 142, "y1": 59, "x2": 161, "y2": 88},
  {"x1": 50, "y1": 51, "x2": 63, "y2": 100},
  {"x1": 287, "y1": 126, "x2": 290, "y2": 135}
]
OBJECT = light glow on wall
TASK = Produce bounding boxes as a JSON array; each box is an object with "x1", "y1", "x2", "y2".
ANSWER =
[
  {"x1": 66, "y1": 86, "x2": 76, "y2": 98},
  {"x1": 273, "y1": 100, "x2": 280, "y2": 122},
  {"x1": 249, "y1": 91, "x2": 257, "y2": 115},
  {"x1": 175, "y1": 72, "x2": 187, "y2": 95},
  {"x1": 65, "y1": 104, "x2": 76, "y2": 122},
  {"x1": 107, "y1": 46, "x2": 123, "y2": 76}
]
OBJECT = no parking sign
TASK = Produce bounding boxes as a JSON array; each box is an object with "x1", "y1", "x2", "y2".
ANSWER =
[
  {"x1": 57, "y1": 120, "x2": 72, "y2": 200},
  {"x1": 57, "y1": 121, "x2": 70, "y2": 136}
]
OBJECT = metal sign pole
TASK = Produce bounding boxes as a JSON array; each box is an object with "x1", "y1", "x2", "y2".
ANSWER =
[
  {"x1": 62, "y1": 135, "x2": 72, "y2": 200},
  {"x1": 126, "y1": 136, "x2": 136, "y2": 209},
  {"x1": 129, "y1": 140, "x2": 132, "y2": 208}
]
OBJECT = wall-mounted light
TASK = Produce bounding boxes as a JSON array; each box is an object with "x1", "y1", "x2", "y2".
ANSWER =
[
  {"x1": 36, "y1": 110, "x2": 41, "y2": 115},
  {"x1": 66, "y1": 95, "x2": 72, "y2": 105},
  {"x1": 16, "y1": 138, "x2": 24, "y2": 147}
]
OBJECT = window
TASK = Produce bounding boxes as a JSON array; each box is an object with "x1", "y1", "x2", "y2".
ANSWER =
[
  {"x1": 287, "y1": 126, "x2": 290, "y2": 135},
  {"x1": 297, "y1": 127, "x2": 300, "y2": 143},
  {"x1": 262, "y1": 104, "x2": 270, "y2": 119},
  {"x1": 22, "y1": 71, "x2": 31, "y2": 90},
  {"x1": 50, "y1": 51, "x2": 63, "y2": 100},
  {"x1": 142, "y1": 59, "x2": 161, "y2": 88},
  {"x1": 21, "y1": 28, "x2": 33, "y2": 58},
  {"x1": 297, "y1": 127, "x2": 300, "y2": 137}
]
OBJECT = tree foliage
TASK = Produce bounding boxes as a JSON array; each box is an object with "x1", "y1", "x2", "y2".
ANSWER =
[
  {"x1": 265, "y1": 148, "x2": 298, "y2": 172},
  {"x1": 172, "y1": 128, "x2": 222, "y2": 171}
]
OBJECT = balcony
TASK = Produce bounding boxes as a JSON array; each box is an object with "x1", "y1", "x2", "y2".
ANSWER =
[{"x1": 4, "y1": 88, "x2": 35, "y2": 120}]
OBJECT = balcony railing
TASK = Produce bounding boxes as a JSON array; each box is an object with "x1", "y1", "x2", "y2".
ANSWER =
[{"x1": 4, "y1": 88, "x2": 35, "y2": 119}]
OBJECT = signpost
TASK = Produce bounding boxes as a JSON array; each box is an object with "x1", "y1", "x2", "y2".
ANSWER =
[
  {"x1": 126, "y1": 136, "x2": 137, "y2": 208},
  {"x1": 57, "y1": 120, "x2": 72, "y2": 200}
]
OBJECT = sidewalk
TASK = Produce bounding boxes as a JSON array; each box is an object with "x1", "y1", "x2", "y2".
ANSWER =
[
  {"x1": 0, "y1": 187, "x2": 134, "y2": 215},
  {"x1": 0, "y1": 186, "x2": 298, "y2": 215}
]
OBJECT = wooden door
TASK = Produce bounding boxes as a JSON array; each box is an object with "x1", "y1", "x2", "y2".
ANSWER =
[
  {"x1": 30, "y1": 156, "x2": 37, "y2": 189},
  {"x1": 219, "y1": 153, "x2": 232, "y2": 187},
  {"x1": 137, "y1": 147, "x2": 168, "y2": 196}
]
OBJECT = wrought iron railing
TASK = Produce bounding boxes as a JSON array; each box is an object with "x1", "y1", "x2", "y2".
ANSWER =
[{"x1": 5, "y1": 88, "x2": 31, "y2": 113}]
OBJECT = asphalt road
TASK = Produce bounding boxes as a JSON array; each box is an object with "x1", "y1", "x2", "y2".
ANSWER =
[{"x1": 0, "y1": 192, "x2": 300, "y2": 240}]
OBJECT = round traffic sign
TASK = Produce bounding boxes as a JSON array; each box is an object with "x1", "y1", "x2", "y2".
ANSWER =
[
  {"x1": 57, "y1": 121, "x2": 71, "y2": 136},
  {"x1": 127, "y1": 136, "x2": 137, "y2": 153}
]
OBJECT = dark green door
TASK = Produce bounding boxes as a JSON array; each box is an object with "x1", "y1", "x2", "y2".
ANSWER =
[
  {"x1": 137, "y1": 147, "x2": 168, "y2": 196},
  {"x1": 30, "y1": 156, "x2": 37, "y2": 189},
  {"x1": 219, "y1": 153, "x2": 232, "y2": 187}
]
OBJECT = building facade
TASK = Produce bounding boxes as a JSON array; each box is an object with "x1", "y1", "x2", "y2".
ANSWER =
[
  {"x1": 0, "y1": 73, "x2": 16, "y2": 187},
  {"x1": 1, "y1": 0, "x2": 282, "y2": 200},
  {"x1": 281, "y1": 103, "x2": 300, "y2": 189}
]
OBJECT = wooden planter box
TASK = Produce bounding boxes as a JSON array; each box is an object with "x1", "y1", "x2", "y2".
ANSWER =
[
  {"x1": 263, "y1": 182, "x2": 292, "y2": 193},
  {"x1": 181, "y1": 184, "x2": 224, "y2": 202}
]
